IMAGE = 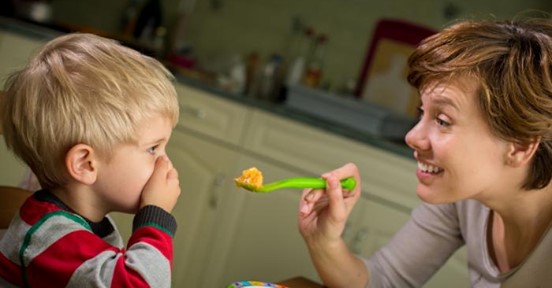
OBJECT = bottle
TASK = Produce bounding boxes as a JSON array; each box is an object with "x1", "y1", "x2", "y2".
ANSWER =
[
  {"x1": 256, "y1": 54, "x2": 284, "y2": 102},
  {"x1": 281, "y1": 17, "x2": 304, "y2": 66},
  {"x1": 133, "y1": 0, "x2": 162, "y2": 44},
  {"x1": 121, "y1": 0, "x2": 140, "y2": 37},
  {"x1": 153, "y1": 26, "x2": 167, "y2": 57},
  {"x1": 245, "y1": 52, "x2": 260, "y2": 96},
  {"x1": 228, "y1": 54, "x2": 247, "y2": 95},
  {"x1": 286, "y1": 26, "x2": 314, "y2": 88},
  {"x1": 302, "y1": 33, "x2": 328, "y2": 88}
]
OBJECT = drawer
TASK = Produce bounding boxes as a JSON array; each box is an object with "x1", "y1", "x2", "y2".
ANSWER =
[
  {"x1": 242, "y1": 109, "x2": 419, "y2": 210},
  {"x1": 174, "y1": 83, "x2": 250, "y2": 145}
]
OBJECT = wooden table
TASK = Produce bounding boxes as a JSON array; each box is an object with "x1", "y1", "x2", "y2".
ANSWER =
[{"x1": 278, "y1": 276, "x2": 324, "y2": 288}]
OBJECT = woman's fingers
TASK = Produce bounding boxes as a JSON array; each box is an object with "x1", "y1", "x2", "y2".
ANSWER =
[
  {"x1": 325, "y1": 175, "x2": 347, "y2": 223},
  {"x1": 300, "y1": 188, "x2": 324, "y2": 215}
]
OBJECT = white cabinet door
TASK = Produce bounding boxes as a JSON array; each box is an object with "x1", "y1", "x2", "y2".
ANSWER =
[
  {"x1": 242, "y1": 109, "x2": 349, "y2": 174},
  {"x1": 0, "y1": 30, "x2": 47, "y2": 186},
  {"x1": 166, "y1": 128, "x2": 242, "y2": 288},
  {"x1": 174, "y1": 83, "x2": 250, "y2": 145},
  {"x1": 201, "y1": 155, "x2": 321, "y2": 287},
  {"x1": 345, "y1": 195, "x2": 411, "y2": 257}
]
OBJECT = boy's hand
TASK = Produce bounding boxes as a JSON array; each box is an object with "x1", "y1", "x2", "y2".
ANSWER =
[{"x1": 140, "y1": 156, "x2": 180, "y2": 213}]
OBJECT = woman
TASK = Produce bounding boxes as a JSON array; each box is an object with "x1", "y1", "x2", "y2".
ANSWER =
[{"x1": 299, "y1": 17, "x2": 552, "y2": 287}]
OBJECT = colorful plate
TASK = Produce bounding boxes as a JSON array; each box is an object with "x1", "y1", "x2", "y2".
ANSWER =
[{"x1": 226, "y1": 280, "x2": 288, "y2": 288}]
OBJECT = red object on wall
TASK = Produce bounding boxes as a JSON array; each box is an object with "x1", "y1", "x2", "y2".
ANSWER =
[{"x1": 355, "y1": 19, "x2": 436, "y2": 98}]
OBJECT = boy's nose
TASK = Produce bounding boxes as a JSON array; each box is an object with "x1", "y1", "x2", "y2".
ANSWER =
[{"x1": 161, "y1": 153, "x2": 175, "y2": 168}]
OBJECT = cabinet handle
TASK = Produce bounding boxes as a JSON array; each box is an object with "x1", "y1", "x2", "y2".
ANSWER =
[
  {"x1": 180, "y1": 104, "x2": 207, "y2": 119},
  {"x1": 209, "y1": 173, "x2": 226, "y2": 209}
]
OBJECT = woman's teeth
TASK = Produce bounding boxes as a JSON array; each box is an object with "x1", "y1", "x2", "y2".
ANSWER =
[{"x1": 418, "y1": 162, "x2": 443, "y2": 174}]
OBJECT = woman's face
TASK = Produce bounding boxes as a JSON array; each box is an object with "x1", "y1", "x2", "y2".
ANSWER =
[{"x1": 405, "y1": 80, "x2": 510, "y2": 204}]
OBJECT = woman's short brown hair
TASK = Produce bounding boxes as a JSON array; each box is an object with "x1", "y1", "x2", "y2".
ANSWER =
[{"x1": 408, "y1": 17, "x2": 552, "y2": 190}]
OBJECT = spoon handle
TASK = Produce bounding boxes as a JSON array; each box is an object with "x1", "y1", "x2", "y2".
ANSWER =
[{"x1": 258, "y1": 177, "x2": 356, "y2": 193}]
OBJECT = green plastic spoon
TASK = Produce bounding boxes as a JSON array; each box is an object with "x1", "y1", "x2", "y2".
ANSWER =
[{"x1": 235, "y1": 177, "x2": 356, "y2": 193}]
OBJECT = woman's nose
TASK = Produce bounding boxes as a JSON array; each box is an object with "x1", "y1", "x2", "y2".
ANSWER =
[{"x1": 405, "y1": 121, "x2": 429, "y2": 151}]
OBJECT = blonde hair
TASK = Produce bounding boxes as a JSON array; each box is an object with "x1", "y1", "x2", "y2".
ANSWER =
[
  {"x1": 408, "y1": 17, "x2": 552, "y2": 190},
  {"x1": 1, "y1": 33, "x2": 179, "y2": 189}
]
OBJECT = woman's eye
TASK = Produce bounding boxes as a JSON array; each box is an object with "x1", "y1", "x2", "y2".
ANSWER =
[
  {"x1": 416, "y1": 106, "x2": 424, "y2": 119},
  {"x1": 146, "y1": 145, "x2": 159, "y2": 155}
]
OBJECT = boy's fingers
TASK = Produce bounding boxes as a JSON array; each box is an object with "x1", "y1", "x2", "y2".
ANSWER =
[
  {"x1": 151, "y1": 156, "x2": 170, "y2": 176},
  {"x1": 166, "y1": 157, "x2": 174, "y2": 170},
  {"x1": 167, "y1": 168, "x2": 178, "y2": 180}
]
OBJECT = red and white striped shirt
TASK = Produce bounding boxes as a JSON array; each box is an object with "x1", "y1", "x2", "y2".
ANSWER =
[{"x1": 0, "y1": 190, "x2": 176, "y2": 287}]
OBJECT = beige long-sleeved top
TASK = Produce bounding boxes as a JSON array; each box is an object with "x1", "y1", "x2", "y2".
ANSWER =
[{"x1": 364, "y1": 200, "x2": 552, "y2": 287}]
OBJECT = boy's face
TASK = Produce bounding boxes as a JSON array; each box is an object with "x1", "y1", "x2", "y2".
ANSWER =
[{"x1": 94, "y1": 114, "x2": 174, "y2": 214}]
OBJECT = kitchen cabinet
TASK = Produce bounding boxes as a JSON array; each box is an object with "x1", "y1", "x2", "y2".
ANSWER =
[
  {"x1": 165, "y1": 128, "x2": 242, "y2": 287},
  {"x1": 0, "y1": 29, "x2": 47, "y2": 186},
  {"x1": 199, "y1": 155, "x2": 321, "y2": 287}
]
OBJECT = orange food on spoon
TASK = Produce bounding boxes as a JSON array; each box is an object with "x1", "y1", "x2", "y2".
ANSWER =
[{"x1": 234, "y1": 167, "x2": 264, "y2": 191}]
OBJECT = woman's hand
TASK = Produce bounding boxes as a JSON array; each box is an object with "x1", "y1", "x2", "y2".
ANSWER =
[{"x1": 298, "y1": 163, "x2": 361, "y2": 247}]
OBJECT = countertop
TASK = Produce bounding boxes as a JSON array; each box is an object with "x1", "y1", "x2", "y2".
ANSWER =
[{"x1": 0, "y1": 16, "x2": 413, "y2": 160}]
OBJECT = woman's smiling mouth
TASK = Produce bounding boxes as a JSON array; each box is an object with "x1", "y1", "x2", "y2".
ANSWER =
[{"x1": 417, "y1": 161, "x2": 444, "y2": 174}]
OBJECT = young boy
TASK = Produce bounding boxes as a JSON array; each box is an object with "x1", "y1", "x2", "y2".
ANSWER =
[{"x1": 0, "y1": 33, "x2": 181, "y2": 287}]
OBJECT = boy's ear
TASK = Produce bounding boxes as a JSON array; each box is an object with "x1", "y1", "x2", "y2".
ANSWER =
[
  {"x1": 65, "y1": 144, "x2": 97, "y2": 185},
  {"x1": 506, "y1": 138, "x2": 540, "y2": 167}
]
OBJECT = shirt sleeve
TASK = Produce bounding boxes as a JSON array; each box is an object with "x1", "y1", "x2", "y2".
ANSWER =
[{"x1": 364, "y1": 202, "x2": 465, "y2": 288}]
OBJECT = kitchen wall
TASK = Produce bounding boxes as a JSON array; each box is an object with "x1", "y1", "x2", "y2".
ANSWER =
[
  {"x1": 49, "y1": 0, "x2": 552, "y2": 93},
  {"x1": 49, "y1": 0, "x2": 182, "y2": 35},
  {"x1": 183, "y1": 0, "x2": 551, "y2": 92}
]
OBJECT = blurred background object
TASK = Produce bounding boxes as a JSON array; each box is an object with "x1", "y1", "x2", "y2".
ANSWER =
[
  {"x1": 10, "y1": 0, "x2": 54, "y2": 23},
  {"x1": 355, "y1": 18, "x2": 436, "y2": 117}
]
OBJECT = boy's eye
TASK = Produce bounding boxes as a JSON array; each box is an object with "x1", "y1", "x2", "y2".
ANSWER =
[
  {"x1": 436, "y1": 117, "x2": 450, "y2": 127},
  {"x1": 146, "y1": 145, "x2": 159, "y2": 155}
]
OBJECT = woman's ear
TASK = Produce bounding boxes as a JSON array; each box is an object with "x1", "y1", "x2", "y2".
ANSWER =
[
  {"x1": 506, "y1": 138, "x2": 540, "y2": 167},
  {"x1": 65, "y1": 144, "x2": 97, "y2": 185}
]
